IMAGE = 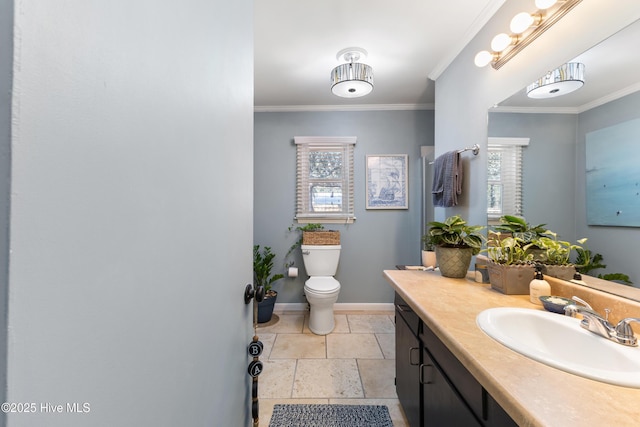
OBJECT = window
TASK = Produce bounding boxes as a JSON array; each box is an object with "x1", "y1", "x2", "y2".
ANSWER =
[
  {"x1": 294, "y1": 136, "x2": 356, "y2": 223},
  {"x1": 487, "y1": 137, "x2": 529, "y2": 221}
]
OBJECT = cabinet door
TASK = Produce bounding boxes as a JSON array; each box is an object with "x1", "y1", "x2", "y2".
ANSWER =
[
  {"x1": 396, "y1": 312, "x2": 422, "y2": 427},
  {"x1": 422, "y1": 348, "x2": 481, "y2": 427}
]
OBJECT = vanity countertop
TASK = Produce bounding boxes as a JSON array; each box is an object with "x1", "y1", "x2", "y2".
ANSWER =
[{"x1": 384, "y1": 269, "x2": 640, "y2": 427}]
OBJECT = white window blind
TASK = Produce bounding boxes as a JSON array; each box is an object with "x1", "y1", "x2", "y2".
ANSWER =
[
  {"x1": 294, "y1": 136, "x2": 356, "y2": 223},
  {"x1": 487, "y1": 137, "x2": 529, "y2": 221}
]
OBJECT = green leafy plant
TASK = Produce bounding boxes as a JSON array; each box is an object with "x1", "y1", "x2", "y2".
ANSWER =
[
  {"x1": 427, "y1": 215, "x2": 485, "y2": 255},
  {"x1": 485, "y1": 232, "x2": 534, "y2": 265},
  {"x1": 253, "y1": 245, "x2": 284, "y2": 294},
  {"x1": 575, "y1": 247, "x2": 633, "y2": 285},
  {"x1": 492, "y1": 215, "x2": 548, "y2": 244},
  {"x1": 532, "y1": 232, "x2": 587, "y2": 266},
  {"x1": 421, "y1": 233, "x2": 435, "y2": 251},
  {"x1": 284, "y1": 223, "x2": 324, "y2": 267},
  {"x1": 575, "y1": 247, "x2": 606, "y2": 275}
]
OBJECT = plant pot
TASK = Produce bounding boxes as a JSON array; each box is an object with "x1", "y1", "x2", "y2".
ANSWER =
[
  {"x1": 257, "y1": 291, "x2": 277, "y2": 324},
  {"x1": 540, "y1": 264, "x2": 575, "y2": 281},
  {"x1": 487, "y1": 262, "x2": 536, "y2": 295},
  {"x1": 435, "y1": 246, "x2": 473, "y2": 278},
  {"x1": 421, "y1": 250, "x2": 437, "y2": 268}
]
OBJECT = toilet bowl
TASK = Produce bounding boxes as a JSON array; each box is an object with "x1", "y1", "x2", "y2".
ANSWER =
[
  {"x1": 304, "y1": 277, "x2": 341, "y2": 335},
  {"x1": 301, "y1": 245, "x2": 341, "y2": 335}
]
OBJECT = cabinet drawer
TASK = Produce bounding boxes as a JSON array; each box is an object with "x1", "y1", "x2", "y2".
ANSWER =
[
  {"x1": 395, "y1": 293, "x2": 420, "y2": 336},
  {"x1": 420, "y1": 324, "x2": 484, "y2": 421}
]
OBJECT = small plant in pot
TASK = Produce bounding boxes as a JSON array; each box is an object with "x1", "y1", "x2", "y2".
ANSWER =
[
  {"x1": 253, "y1": 245, "x2": 284, "y2": 323},
  {"x1": 421, "y1": 234, "x2": 437, "y2": 268},
  {"x1": 532, "y1": 232, "x2": 587, "y2": 280},
  {"x1": 427, "y1": 215, "x2": 485, "y2": 278},
  {"x1": 484, "y1": 232, "x2": 536, "y2": 294}
]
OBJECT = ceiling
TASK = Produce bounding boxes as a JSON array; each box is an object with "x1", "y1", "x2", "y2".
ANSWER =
[
  {"x1": 496, "y1": 18, "x2": 640, "y2": 113},
  {"x1": 254, "y1": 0, "x2": 504, "y2": 111},
  {"x1": 254, "y1": 1, "x2": 640, "y2": 113}
]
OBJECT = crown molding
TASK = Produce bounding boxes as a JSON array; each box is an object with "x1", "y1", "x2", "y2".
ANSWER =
[
  {"x1": 577, "y1": 82, "x2": 640, "y2": 113},
  {"x1": 490, "y1": 106, "x2": 579, "y2": 114},
  {"x1": 254, "y1": 103, "x2": 434, "y2": 113}
]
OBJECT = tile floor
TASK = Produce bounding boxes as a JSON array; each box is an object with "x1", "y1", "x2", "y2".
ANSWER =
[{"x1": 255, "y1": 311, "x2": 409, "y2": 427}]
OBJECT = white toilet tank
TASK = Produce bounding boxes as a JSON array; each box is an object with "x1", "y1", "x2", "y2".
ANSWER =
[{"x1": 301, "y1": 245, "x2": 341, "y2": 276}]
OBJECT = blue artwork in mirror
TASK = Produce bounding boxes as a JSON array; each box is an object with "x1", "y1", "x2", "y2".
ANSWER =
[{"x1": 586, "y1": 118, "x2": 640, "y2": 226}]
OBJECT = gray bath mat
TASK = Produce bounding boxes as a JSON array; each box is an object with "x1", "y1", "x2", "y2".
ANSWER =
[{"x1": 268, "y1": 404, "x2": 393, "y2": 427}]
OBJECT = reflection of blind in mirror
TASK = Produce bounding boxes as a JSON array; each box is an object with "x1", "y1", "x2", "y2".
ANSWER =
[
  {"x1": 487, "y1": 183, "x2": 503, "y2": 215},
  {"x1": 487, "y1": 145, "x2": 523, "y2": 219}
]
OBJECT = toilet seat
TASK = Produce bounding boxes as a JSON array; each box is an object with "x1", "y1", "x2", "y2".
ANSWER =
[{"x1": 305, "y1": 277, "x2": 340, "y2": 293}]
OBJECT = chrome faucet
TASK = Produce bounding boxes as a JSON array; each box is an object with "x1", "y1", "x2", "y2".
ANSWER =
[
  {"x1": 615, "y1": 318, "x2": 640, "y2": 346},
  {"x1": 564, "y1": 296, "x2": 639, "y2": 347}
]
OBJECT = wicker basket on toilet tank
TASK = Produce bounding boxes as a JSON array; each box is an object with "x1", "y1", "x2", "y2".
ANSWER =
[{"x1": 302, "y1": 231, "x2": 340, "y2": 245}]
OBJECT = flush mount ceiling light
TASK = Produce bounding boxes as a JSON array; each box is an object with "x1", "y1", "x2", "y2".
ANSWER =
[
  {"x1": 330, "y1": 47, "x2": 373, "y2": 98},
  {"x1": 474, "y1": 0, "x2": 583, "y2": 69},
  {"x1": 526, "y1": 62, "x2": 585, "y2": 99}
]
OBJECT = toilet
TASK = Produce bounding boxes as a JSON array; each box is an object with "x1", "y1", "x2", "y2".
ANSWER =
[{"x1": 301, "y1": 244, "x2": 341, "y2": 335}]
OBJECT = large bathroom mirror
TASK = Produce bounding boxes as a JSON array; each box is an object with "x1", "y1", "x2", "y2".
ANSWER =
[{"x1": 487, "y1": 19, "x2": 640, "y2": 300}]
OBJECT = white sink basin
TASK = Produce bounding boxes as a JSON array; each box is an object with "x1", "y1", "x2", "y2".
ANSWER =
[{"x1": 476, "y1": 307, "x2": 640, "y2": 388}]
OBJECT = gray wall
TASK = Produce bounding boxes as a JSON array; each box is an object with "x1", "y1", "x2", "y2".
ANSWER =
[
  {"x1": 576, "y1": 92, "x2": 640, "y2": 284},
  {"x1": 0, "y1": 0, "x2": 11, "y2": 424},
  {"x1": 254, "y1": 110, "x2": 433, "y2": 304},
  {"x1": 7, "y1": 1, "x2": 254, "y2": 426},
  {"x1": 488, "y1": 113, "x2": 578, "y2": 243}
]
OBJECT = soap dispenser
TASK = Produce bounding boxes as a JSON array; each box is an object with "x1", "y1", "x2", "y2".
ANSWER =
[
  {"x1": 570, "y1": 268, "x2": 587, "y2": 286},
  {"x1": 529, "y1": 265, "x2": 550, "y2": 305}
]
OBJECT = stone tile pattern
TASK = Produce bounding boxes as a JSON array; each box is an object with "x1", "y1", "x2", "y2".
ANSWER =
[{"x1": 256, "y1": 312, "x2": 408, "y2": 427}]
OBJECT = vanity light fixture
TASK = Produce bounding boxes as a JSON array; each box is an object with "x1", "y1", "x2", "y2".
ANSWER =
[
  {"x1": 331, "y1": 47, "x2": 374, "y2": 98},
  {"x1": 526, "y1": 62, "x2": 585, "y2": 98},
  {"x1": 474, "y1": 0, "x2": 583, "y2": 69}
]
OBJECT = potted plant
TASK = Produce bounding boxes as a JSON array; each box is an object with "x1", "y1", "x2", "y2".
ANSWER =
[
  {"x1": 421, "y1": 233, "x2": 437, "y2": 268},
  {"x1": 253, "y1": 245, "x2": 284, "y2": 323},
  {"x1": 484, "y1": 232, "x2": 536, "y2": 294},
  {"x1": 492, "y1": 215, "x2": 548, "y2": 260},
  {"x1": 427, "y1": 215, "x2": 485, "y2": 278},
  {"x1": 532, "y1": 232, "x2": 587, "y2": 280}
]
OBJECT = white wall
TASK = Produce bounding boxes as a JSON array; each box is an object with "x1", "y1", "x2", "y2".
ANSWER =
[
  {"x1": 8, "y1": 1, "x2": 253, "y2": 426},
  {"x1": 435, "y1": 1, "x2": 640, "y2": 228},
  {"x1": 0, "y1": 0, "x2": 12, "y2": 423}
]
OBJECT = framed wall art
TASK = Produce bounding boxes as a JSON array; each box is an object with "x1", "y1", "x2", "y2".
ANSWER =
[
  {"x1": 586, "y1": 118, "x2": 640, "y2": 227},
  {"x1": 366, "y1": 154, "x2": 408, "y2": 209}
]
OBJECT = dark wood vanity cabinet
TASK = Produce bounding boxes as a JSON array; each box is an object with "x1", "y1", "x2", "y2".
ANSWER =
[
  {"x1": 395, "y1": 293, "x2": 422, "y2": 427},
  {"x1": 421, "y1": 346, "x2": 480, "y2": 426},
  {"x1": 395, "y1": 293, "x2": 517, "y2": 427}
]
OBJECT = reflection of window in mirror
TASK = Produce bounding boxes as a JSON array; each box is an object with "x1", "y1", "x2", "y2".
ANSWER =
[{"x1": 487, "y1": 137, "x2": 529, "y2": 224}]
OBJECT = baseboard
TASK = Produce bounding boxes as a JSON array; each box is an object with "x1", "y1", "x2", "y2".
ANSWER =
[
  {"x1": 273, "y1": 302, "x2": 394, "y2": 313},
  {"x1": 273, "y1": 303, "x2": 308, "y2": 313}
]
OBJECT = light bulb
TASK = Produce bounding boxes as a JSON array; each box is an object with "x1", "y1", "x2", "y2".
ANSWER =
[
  {"x1": 510, "y1": 12, "x2": 534, "y2": 34},
  {"x1": 535, "y1": 0, "x2": 557, "y2": 9},
  {"x1": 491, "y1": 33, "x2": 512, "y2": 53},
  {"x1": 474, "y1": 51, "x2": 493, "y2": 68}
]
